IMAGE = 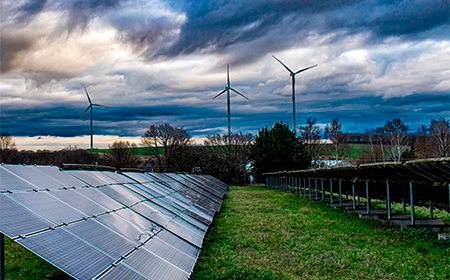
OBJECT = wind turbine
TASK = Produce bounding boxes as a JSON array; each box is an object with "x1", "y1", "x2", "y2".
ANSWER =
[
  {"x1": 212, "y1": 64, "x2": 248, "y2": 146},
  {"x1": 81, "y1": 87, "x2": 109, "y2": 149},
  {"x1": 272, "y1": 55, "x2": 317, "y2": 132}
]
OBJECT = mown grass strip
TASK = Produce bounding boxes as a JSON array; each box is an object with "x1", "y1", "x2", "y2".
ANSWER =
[{"x1": 191, "y1": 185, "x2": 450, "y2": 280}]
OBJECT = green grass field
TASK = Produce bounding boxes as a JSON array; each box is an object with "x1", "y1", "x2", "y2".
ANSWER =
[
  {"x1": 4, "y1": 185, "x2": 449, "y2": 279},
  {"x1": 190, "y1": 185, "x2": 449, "y2": 279}
]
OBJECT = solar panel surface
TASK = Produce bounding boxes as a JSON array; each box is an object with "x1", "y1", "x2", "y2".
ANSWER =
[{"x1": 0, "y1": 164, "x2": 227, "y2": 280}]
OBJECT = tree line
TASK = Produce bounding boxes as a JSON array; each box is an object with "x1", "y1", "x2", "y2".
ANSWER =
[{"x1": 1, "y1": 117, "x2": 448, "y2": 184}]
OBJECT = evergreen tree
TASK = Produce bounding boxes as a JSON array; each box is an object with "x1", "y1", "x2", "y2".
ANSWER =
[{"x1": 250, "y1": 121, "x2": 310, "y2": 182}]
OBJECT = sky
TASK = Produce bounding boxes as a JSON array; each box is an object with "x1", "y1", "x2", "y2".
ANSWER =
[{"x1": 1, "y1": 0, "x2": 449, "y2": 150}]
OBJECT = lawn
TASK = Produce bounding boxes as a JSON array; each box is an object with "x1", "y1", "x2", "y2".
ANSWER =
[{"x1": 191, "y1": 185, "x2": 450, "y2": 280}]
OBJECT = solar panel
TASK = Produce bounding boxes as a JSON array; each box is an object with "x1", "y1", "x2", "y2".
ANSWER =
[
  {"x1": 1, "y1": 164, "x2": 66, "y2": 189},
  {"x1": 33, "y1": 165, "x2": 87, "y2": 187},
  {"x1": 66, "y1": 219, "x2": 137, "y2": 259},
  {"x1": 50, "y1": 190, "x2": 108, "y2": 216},
  {"x1": 0, "y1": 195, "x2": 53, "y2": 237},
  {"x1": 17, "y1": 228, "x2": 115, "y2": 279},
  {"x1": 9, "y1": 191, "x2": 88, "y2": 224},
  {"x1": 0, "y1": 165, "x2": 37, "y2": 191},
  {"x1": 98, "y1": 263, "x2": 147, "y2": 280},
  {"x1": 119, "y1": 246, "x2": 189, "y2": 280},
  {"x1": 0, "y1": 164, "x2": 228, "y2": 280}
]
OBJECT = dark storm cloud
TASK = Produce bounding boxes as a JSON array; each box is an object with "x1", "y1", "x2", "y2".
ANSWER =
[
  {"x1": 0, "y1": 102, "x2": 217, "y2": 137},
  {"x1": 109, "y1": 12, "x2": 177, "y2": 54},
  {"x1": 154, "y1": 0, "x2": 448, "y2": 62},
  {"x1": 16, "y1": 0, "x2": 47, "y2": 24},
  {"x1": 63, "y1": 0, "x2": 128, "y2": 33},
  {"x1": 370, "y1": 0, "x2": 449, "y2": 38},
  {"x1": 0, "y1": 34, "x2": 35, "y2": 72},
  {"x1": 8, "y1": 0, "x2": 448, "y2": 65}
]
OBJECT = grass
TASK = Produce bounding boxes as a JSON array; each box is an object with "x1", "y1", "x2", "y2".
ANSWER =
[{"x1": 191, "y1": 185, "x2": 450, "y2": 280}]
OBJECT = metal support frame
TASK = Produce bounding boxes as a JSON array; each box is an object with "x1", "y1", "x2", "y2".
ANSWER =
[
  {"x1": 386, "y1": 180, "x2": 391, "y2": 220},
  {"x1": 430, "y1": 203, "x2": 433, "y2": 219},
  {"x1": 410, "y1": 181, "x2": 415, "y2": 226},
  {"x1": 308, "y1": 179, "x2": 311, "y2": 197},
  {"x1": 352, "y1": 183, "x2": 356, "y2": 210},
  {"x1": 315, "y1": 179, "x2": 318, "y2": 200},
  {"x1": 366, "y1": 180, "x2": 370, "y2": 215},
  {"x1": 298, "y1": 178, "x2": 301, "y2": 195},
  {"x1": 321, "y1": 179, "x2": 324, "y2": 201},
  {"x1": 303, "y1": 178, "x2": 306, "y2": 196},
  {"x1": 402, "y1": 200, "x2": 406, "y2": 214},
  {"x1": 330, "y1": 180, "x2": 333, "y2": 204},
  {"x1": 1, "y1": 233, "x2": 4, "y2": 280},
  {"x1": 338, "y1": 180, "x2": 342, "y2": 207}
]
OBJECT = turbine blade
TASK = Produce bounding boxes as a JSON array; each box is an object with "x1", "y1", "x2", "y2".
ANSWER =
[
  {"x1": 227, "y1": 64, "x2": 230, "y2": 87},
  {"x1": 82, "y1": 105, "x2": 92, "y2": 116},
  {"x1": 93, "y1": 104, "x2": 109, "y2": 108},
  {"x1": 230, "y1": 88, "x2": 249, "y2": 100},
  {"x1": 213, "y1": 88, "x2": 228, "y2": 99},
  {"x1": 272, "y1": 55, "x2": 293, "y2": 74},
  {"x1": 84, "y1": 87, "x2": 92, "y2": 104},
  {"x1": 294, "y1": 64, "x2": 318, "y2": 75}
]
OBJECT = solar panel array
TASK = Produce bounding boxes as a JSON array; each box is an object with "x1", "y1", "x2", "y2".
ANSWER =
[{"x1": 0, "y1": 164, "x2": 227, "y2": 280}]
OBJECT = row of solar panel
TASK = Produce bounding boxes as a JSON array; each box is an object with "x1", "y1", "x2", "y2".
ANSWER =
[{"x1": 0, "y1": 164, "x2": 227, "y2": 280}]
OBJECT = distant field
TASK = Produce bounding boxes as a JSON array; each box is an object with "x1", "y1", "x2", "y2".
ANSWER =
[
  {"x1": 87, "y1": 147, "x2": 163, "y2": 155},
  {"x1": 191, "y1": 185, "x2": 449, "y2": 279},
  {"x1": 88, "y1": 144, "x2": 373, "y2": 159}
]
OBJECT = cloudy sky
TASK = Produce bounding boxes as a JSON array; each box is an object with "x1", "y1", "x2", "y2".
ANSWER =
[{"x1": 1, "y1": 0, "x2": 449, "y2": 150}]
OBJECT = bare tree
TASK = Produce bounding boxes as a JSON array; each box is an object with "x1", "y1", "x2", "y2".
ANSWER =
[
  {"x1": 202, "y1": 132, "x2": 253, "y2": 184},
  {"x1": 0, "y1": 132, "x2": 17, "y2": 163},
  {"x1": 365, "y1": 127, "x2": 387, "y2": 163},
  {"x1": 429, "y1": 118, "x2": 450, "y2": 157},
  {"x1": 298, "y1": 118, "x2": 322, "y2": 162},
  {"x1": 414, "y1": 125, "x2": 433, "y2": 159},
  {"x1": 324, "y1": 119, "x2": 349, "y2": 161},
  {"x1": 384, "y1": 118, "x2": 409, "y2": 162},
  {"x1": 141, "y1": 123, "x2": 192, "y2": 172},
  {"x1": 106, "y1": 140, "x2": 139, "y2": 169}
]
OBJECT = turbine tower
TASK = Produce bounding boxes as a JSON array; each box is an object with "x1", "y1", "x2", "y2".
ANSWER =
[
  {"x1": 272, "y1": 55, "x2": 317, "y2": 132},
  {"x1": 213, "y1": 64, "x2": 248, "y2": 145},
  {"x1": 81, "y1": 87, "x2": 108, "y2": 149}
]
